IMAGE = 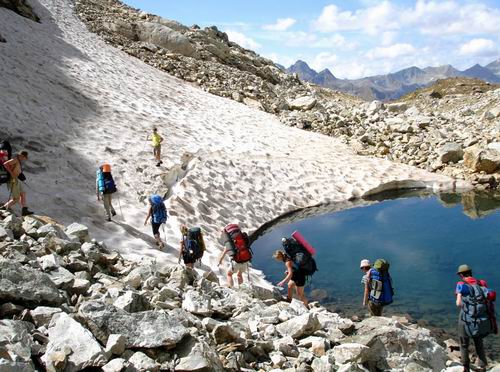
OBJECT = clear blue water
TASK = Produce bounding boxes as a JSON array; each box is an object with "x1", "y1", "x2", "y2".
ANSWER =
[{"x1": 252, "y1": 191, "x2": 500, "y2": 353}]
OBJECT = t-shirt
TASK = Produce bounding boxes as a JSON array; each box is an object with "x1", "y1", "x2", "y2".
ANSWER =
[
  {"x1": 151, "y1": 133, "x2": 162, "y2": 147},
  {"x1": 361, "y1": 273, "x2": 369, "y2": 286},
  {"x1": 455, "y1": 277, "x2": 488, "y2": 296}
]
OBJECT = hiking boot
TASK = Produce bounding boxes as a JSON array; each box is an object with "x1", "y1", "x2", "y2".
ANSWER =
[
  {"x1": 0, "y1": 206, "x2": 6, "y2": 211},
  {"x1": 156, "y1": 162, "x2": 161, "y2": 167},
  {"x1": 111, "y1": 211, "x2": 117, "y2": 217},
  {"x1": 21, "y1": 207, "x2": 34, "y2": 216},
  {"x1": 107, "y1": 217, "x2": 112, "y2": 222}
]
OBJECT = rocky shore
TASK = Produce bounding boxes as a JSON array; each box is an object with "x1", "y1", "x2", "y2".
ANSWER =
[
  {"x1": 3, "y1": 210, "x2": 497, "y2": 371},
  {"x1": 73, "y1": 0, "x2": 500, "y2": 189}
]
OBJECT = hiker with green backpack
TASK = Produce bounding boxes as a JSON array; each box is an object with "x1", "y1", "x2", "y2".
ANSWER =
[
  {"x1": 455, "y1": 264, "x2": 497, "y2": 372},
  {"x1": 363, "y1": 258, "x2": 394, "y2": 316}
]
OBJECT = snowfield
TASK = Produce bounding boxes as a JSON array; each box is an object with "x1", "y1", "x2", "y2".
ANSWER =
[{"x1": 0, "y1": 0, "x2": 466, "y2": 286}]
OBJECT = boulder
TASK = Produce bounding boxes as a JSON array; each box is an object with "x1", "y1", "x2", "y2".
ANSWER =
[
  {"x1": 0, "y1": 259, "x2": 63, "y2": 306},
  {"x1": 182, "y1": 289, "x2": 213, "y2": 316},
  {"x1": 288, "y1": 96, "x2": 317, "y2": 111},
  {"x1": 386, "y1": 102, "x2": 408, "y2": 113},
  {"x1": 212, "y1": 323, "x2": 241, "y2": 344},
  {"x1": 30, "y1": 306, "x2": 62, "y2": 327},
  {"x1": 36, "y1": 223, "x2": 68, "y2": 240},
  {"x1": 0, "y1": 225, "x2": 12, "y2": 240},
  {"x1": 137, "y1": 22, "x2": 195, "y2": 56},
  {"x1": 298, "y1": 336, "x2": 330, "y2": 356},
  {"x1": 464, "y1": 145, "x2": 500, "y2": 173},
  {"x1": 79, "y1": 301, "x2": 188, "y2": 348},
  {"x1": 331, "y1": 343, "x2": 369, "y2": 364},
  {"x1": 174, "y1": 337, "x2": 225, "y2": 371},
  {"x1": 47, "y1": 266, "x2": 75, "y2": 289},
  {"x1": 37, "y1": 253, "x2": 61, "y2": 271},
  {"x1": 438, "y1": 143, "x2": 463, "y2": 164},
  {"x1": 0, "y1": 320, "x2": 35, "y2": 367},
  {"x1": 113, "y1": 291, "x2": 149, "y2": 313},
  {"x1": 105, "y1": 334, "x2": 126, "y2": 355},
  {"x1": 127, "y1": 351, "x2": 159, "y2": 372},
  {"x1": 2, "y1": 215, "x2": 24, "y2": 238},
  {"x1": 102, "y1": 358, "x2": 127, "y2": 372},
  {"x1": 42, "y1": 312, "x2": 106, "y2": 371},
  {"x1": 243, "y1": 97, "x2": 264, "y2": 111},
  {"x1": 64, "y1": 223, "x2": 90, "y2": 243},
  {"x1": 276, "y1": 313, "x2": 320, "y2": 339}
]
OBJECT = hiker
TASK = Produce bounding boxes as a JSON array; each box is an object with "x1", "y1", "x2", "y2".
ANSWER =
[
  {"x1": 218, "y1": 224, "x2": 252, "y2": 288},
  {"x1": 178, "y1": 225, "x2": 205, "y2": 268},
  {"x1": 144, "y1": 194, "x2": 167, "y2": 248},
  {"x1": 147, "y1": 128, "x2": 163, "y2": 167},
  {"x1": 360, "y1": 259, "x2": 371, "y2": 304},
  {"x1": 1, "y1": 150, "x2": 34, "y2": 216},
  {"x1": 96, "y1": 163, "x2": 117, "y2": 221},
  {"x1": 363, "y1": 258, "x2": 394, "y2": 316},
  {"x1": 274, "y1": 235, "x2": 317, "y2": 306},
  {"x1": 455, "y1": 264, "x2": 497, "y2": 372}
]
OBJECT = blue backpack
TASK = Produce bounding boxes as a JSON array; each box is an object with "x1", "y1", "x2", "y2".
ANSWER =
[
  {"x1": 368, "y1": 260, "x2": 394, "y2": 306},
  {"x1": 96, "y1": 170, "x2": 105, "y2": 193},
  {"x1": 460, "y1": 283, "x2": 493, "y2": 338},
  {"x1": 97, "y1": 170, "x2": 116, "y2": 194},
  {"x1": 150, "y1": 195, "x2": 167, "y2": 224}
]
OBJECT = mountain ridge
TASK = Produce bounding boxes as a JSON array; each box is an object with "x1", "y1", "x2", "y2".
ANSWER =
[{"x1": 286, "y1": 59, "x2": 500, "y2": 101}]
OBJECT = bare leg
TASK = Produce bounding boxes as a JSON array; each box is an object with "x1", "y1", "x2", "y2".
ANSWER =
[
  {"x1": 296, "y1": 286, "x2": 308, "y2": 306},
  {"x1": 226, "y1": 270, "x2": 234, "y2": 288},
  {"x1": 4, "y1": 197, "x2": 19, "y2": 209},
  {"x1": 287, "y1": 281, "x2": 297, "y2": 301},
  {"x1": 20, "y1": 192, "x2": 26, "y2": 208},
  {"x1": 237, "y1": 272, "x2": 243, "y2": 285}
]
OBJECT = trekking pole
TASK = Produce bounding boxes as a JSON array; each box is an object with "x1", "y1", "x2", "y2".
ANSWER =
[{"x1": 116, "y1": 193, "x2": 124, "y2": 218}]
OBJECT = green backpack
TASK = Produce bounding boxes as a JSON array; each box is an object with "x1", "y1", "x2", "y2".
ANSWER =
[{"x1": 373, "y1": 258, "x2": 390, "y2": 272}]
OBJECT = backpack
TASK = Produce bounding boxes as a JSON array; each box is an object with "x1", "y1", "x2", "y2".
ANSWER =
[
  {"x1": 96, "y1": 170, "x2": 105, "y2": 193},
  {"x1": 182, "y1": 227, "x2": 205, "y2": 262},
  {"x1": 150, "y1": 195, "x2": 167, "y2": 224},
  {"x1": 282, "y1": 237, "x2": 317, "y2": 276},
  {"x1": 368, "y1": 259, "x2": 394, "y2": 306},
  {"x1": 222, "y1": 224, "x2": 252, "y2": 263},
  {"x1": 461, "y1": 283, "x2": 494, "y2": 338},
  {"x1": 103, "y1": 173, "x2": 117, "y2": 194},
  {"x1": 0, "y1": 140, "x2": 12, "y2": 184}
]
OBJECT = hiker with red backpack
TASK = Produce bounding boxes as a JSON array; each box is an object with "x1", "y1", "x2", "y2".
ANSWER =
[
  {"x1": 96, "y1": 164, "x2": 117, "y2": 222},
  {"x1": 178, "y1": 225, "x2": 205, "y2": 268},
  {"x1": 218, "y1": 224, "x2": 252, "y2": 288},
  {"x1": 455, "y1": 264, "x2": 497, "y2": 372},
  {"x1": 363, "y1": 258, "x2": 394, "y2": 316},
  {"x1": 144, "y1": 194, "x2": 168, "y2": 249},
  {"x1": 273, "y1": 233, "x2": 317, "y2": 306},
  {"x1": 1, "y1": 149, "x2": 34, "y2": 216}
]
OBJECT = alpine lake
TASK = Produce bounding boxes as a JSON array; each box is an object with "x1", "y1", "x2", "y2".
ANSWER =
[{"x1": 251, "y1": 189, "x2": 500, "y2": 360}]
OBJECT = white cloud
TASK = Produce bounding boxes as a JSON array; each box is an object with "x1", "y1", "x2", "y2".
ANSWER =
[
  {"x1": 365, "y1": 43, "x2": 416, "y2": 60},
  {"x1": 459, "y1": 39, "x2": 498, "y2": 57},
  {"x1": 381, "y1": 31, "x2": 396, "y2": 46},
  {"x1": 263, "y1": 18, "x2": 297, "y2": 31},
  {"x1": 226, "y1": 30, "x2": 261, "y2": 50},
  {"x1": 265, "y1": 52, "x2": 296, "y2": 68},
  {"x1": 310, "y1": 52, "x2": 338, "y2": 72}
]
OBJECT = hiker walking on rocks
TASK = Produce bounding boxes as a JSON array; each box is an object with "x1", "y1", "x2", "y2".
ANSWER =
[
  {"x1": 363, "y1": 259, "x2": 394, "y2": 316},
  {"x1": 218, "y1": 224, "x2": 252, "y2": 288},
  {"x1": 455, "y1": 264, "x2": 497, "y2": 372},
  {"x1": 144, "y1": 194, "x2": 167, "y2": 249},
  {"x1": 178, "y1": 225, "x2": 205, "y2": 269},
  {"x1": 96, "y1": 164, "x2": 117, "y2": 222},
  {"x1": 147, "y1": 127, "x2": 163, "y2": 167},
  {"x1": 1, "y1": 150, "x2": 34, "y2": 216},
  {"x1": 273, "y1": 250, "x2": 309, "y2": 306}
]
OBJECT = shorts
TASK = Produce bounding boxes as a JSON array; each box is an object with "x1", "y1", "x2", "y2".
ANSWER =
[
  {"x1": 152, "y1": 222, "x2": 162, "y2": 236},
  {"x1": 291, "y1": 270, "x2": 306, "y2": 287},
  {"x1": 228, "y1": 261, "x2": 248, "y2": 273},
  {"x1": 8, "y1": 179, "x2": 23, "y2": 199}
]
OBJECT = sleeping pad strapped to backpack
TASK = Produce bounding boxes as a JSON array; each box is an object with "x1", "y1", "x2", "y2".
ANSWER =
[
  {"x1": 282, "y1": 237, "x2": 317, "y2": 276},
  {"x1": 183, "y1": 227, "x2": 205, "y2": 262},
  {"x1": 221, "y1": 224, "x2": 252, "y2": 263},
  {"x1": 150, "y1": 194, "x2": 167, "y2": 224},
  {"x1": 0, "y1": 140, "x2": 12, "y2": 184},
  {"x1": 368, "y1": 259, "x2": 394, "y2": 306}
]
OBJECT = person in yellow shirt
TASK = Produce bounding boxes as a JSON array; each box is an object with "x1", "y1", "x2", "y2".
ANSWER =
[{"x1": 148, "y1": 128, "x2": 164, "y2": 166}]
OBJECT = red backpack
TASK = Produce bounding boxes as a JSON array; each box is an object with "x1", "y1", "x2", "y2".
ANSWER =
[{"x1": 222, "y1": 224, "x2": 252, "y2": 263}]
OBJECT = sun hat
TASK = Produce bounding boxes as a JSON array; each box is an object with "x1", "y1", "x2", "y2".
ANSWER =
[
  {"x1": 457, "y1": 264, "x2": 472, "y2": 274},
  {"x1": 360, "y1": 259, "x2": 371, "y2": 268}
]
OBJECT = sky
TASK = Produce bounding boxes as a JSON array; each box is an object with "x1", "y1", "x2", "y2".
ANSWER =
[{"x1": 123, "y1": 0, "x2": 500, "y2": 79}]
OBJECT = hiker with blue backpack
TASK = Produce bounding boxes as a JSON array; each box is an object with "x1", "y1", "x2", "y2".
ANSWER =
[
  {"x1": 144, "y1": 194, "x2": 167, "y2": 249},
  {"x1": 178, "y1": 225, "x2": 205, "y2": 268},
  {"x1": 96, "y1": 164, "x2": 117, "y2": 221},
  {"x1": 363, "y1": 258, "x2": 394, "y2": 316},
  {"x1": 455, "y1": 264, "x2": 497, "y2": 372}
]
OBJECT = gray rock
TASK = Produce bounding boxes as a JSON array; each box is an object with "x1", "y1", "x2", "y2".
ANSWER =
[
  {"x1": 276, "y1": 313, "x2": 321, "y2": 339},
  {"x1": 0, "y1": 259, "x2": 63, "y2": 306},
  {"x1": 331, "y1": 343, "x2": 369, "y2": 364},
  {"x1": 47, "y1": 266, "x2": 75, "y2": 289},
  {"x1": 79, "y1": 301, "x2": 188, "y2": 348},
  {"x1": 102, "y1": 358, "x2": 127, "y2": 372},
  {"x1": 273, "y1": 335, "x2": 299, "y2": 357},
  {"x1": 37, "y1": 253, "x2": 61, "y2": 271},
  {"x1": 438, "y1": 143, "x2": 463, "y2": 164},
  {"x1": 212, "y1": 323, "x2": 241, "y2": 344},
  {"x1": 182, "y1": 289, "x2": 212, "y2": 316},
  {"x1": 105, "y1": 334, "x2": 126, "y2": 355},
  {"x1": 464, "y1": 145, "x2": 500, "y2": 173},
  {"x1": 0, "y1": 320, "x2": 35, "y2": 365},
  {"x1": 70, "y1": 278, "x2": 91, "y2": 295},
  {"x1": 36, "y1": 224, "x2": 68, "y2": 239},
  {"x1": 65, "y1": 223, "x2": 90, "y2": 243},
  {"x1": 113, "y1": 291, "x2": 149, "y2": 313},
  {"x1": 174, "y1": 336, "x2": 225, "y2": 371},
  {"x1": 0, "y1": 225, "x2": 13, "y2": 240},
  {"x1": 42, "y1": 312, "x2": 106, "y2": 371},
  {"x1": 2, "y1": 215, "x2": 24, "y2": 238},
  {"x1": 126, "y1": 351, "x2": 159, "y2": 372},
  {"x1": 30, "y1": 306, "x2": 62, "y2": 327},
  {"x1": 137, "y1": 22, "x2": 195, "y2": 57},
  {"x1": 288, "y1": 96, "x2": 317, "y2": 110}
]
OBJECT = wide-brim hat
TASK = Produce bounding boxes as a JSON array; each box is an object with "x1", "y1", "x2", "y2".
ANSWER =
[
  {"x1": 457, "y1": 264, "x2": 471, "y2": 274},
  {"x1": 360, "y1": 259, "x2": 371, "y2": 268}
]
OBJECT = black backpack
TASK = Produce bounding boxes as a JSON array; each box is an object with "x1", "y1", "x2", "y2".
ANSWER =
[
  {"x1": 461, "y1": 283, "x2": 493, "y2": 338},
  {"x1": 282, "y1": 238, "x2": 317, "y2": 276},
  {"x1": 0, "y1": 140, "x2": 12, "y2": 184},
  {"x1": 183, "y1": 227, "x2": 205, "y2": 261}
]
